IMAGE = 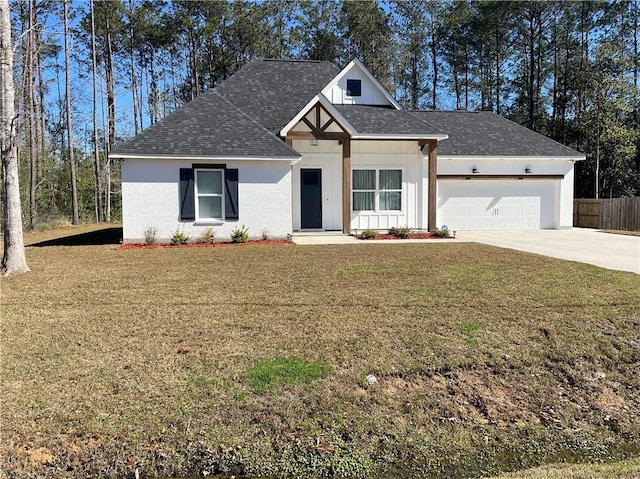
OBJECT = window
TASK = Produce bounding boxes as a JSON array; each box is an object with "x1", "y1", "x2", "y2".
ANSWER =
[
  {"x1": 179, "y1": 167, "x2": 238, "y2": 221},
  {"x1": 352, "y1": 169, "x2": 402, "y2": 212},
  {"x1": 196, "y1": 169, "x2": 223, "y2": 219},
  {"x1": 346, "y1": 79, "x2": 361, "y2": 97}
]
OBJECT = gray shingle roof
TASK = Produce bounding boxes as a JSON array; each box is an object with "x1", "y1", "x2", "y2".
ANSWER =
[
  {"x1": 411, "y1": 110, "x2": 584, "y2": 157},
  {"x1": 110, "y1": 87, "x2": 300, "y2": 159},
  {"x1": 333, "y1": 105, "x2": 447, "y2": 136},
  {"x1": 215, "y1": 59, "x2": 341, "y2": 132},
  {"x1": 111, "y1": 59, "x2": 339, "y2": 159}
]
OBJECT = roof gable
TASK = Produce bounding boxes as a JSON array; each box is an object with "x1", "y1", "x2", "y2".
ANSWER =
[{"x1": 321, "y1": 58, "x2": 401, "y2": 108}]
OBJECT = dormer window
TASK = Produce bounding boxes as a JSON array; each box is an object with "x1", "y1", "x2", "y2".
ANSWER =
[{"x1": 346, "y1": 79, "x2": 361, "y2": 97}]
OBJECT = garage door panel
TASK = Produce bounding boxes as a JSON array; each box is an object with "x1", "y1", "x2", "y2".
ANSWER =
[{"x1": 437, "y1": 180, "x2": 557, "y2": 230}]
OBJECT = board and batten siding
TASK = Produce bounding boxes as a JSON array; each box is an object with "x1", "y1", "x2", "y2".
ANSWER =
[
  {"x1": 292, "y1": 139, "x2": 426, "y2": 231},
  {"x1": 292, "y1": 139, "x2": 343, "y2": 231},
  {"x1": 350, "y1": 140, "x2": 426, "y2": 231},
  {"x1": 121, "y1": 158, "x2": 292, "y2": 243}
]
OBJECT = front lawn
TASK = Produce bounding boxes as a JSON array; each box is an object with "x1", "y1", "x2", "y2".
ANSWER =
[{"x1": 1, "y1": 226, "x2": 639, "y2": 478}]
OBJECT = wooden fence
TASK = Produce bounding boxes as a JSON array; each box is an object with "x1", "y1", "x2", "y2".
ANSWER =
[{"x1": 574, "y1": 197, "x2": 640, "y2": 231}]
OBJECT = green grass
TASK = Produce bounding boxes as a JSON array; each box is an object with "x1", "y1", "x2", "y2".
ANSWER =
[
  {"x1": 247, "y1": 356, "x2": 331, "y2": 394},
  {"x1": 1, "y1": 225, "x2": 639, "y2": 478}
]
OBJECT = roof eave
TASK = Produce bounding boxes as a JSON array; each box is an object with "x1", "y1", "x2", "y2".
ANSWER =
[
  {"x1": 438, "y1": 155, "x2": 586, "y2": 161},
  {"x1": 109, "y1": 153, "x2": 302, "y2": 162},
  {"x1": 352, "y1": 134, "x2": 449, "y2": 141}
]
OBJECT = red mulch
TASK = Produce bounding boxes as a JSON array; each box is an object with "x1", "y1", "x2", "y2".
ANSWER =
[
  {"x1": 119, "y1": 239, "x2": 293, "y2": 250},
  {"x1": 359, "y1": 232, "x2": 453, "y2": 240}
]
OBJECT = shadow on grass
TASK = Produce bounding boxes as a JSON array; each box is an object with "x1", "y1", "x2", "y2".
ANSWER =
[{"x1": 28, "y1": 227, "x2": 123, "y2": 247}]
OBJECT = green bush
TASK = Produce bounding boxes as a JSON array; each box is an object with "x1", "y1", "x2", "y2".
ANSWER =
[
  {"x1": 231, "y1": 225, "x2": 249, "y2": 243},
  {"x1": 432, "y1": 228, "x2": 451, "y2": 238},
  {"x1": 170, "y1": 229, "x2": 190, "y2": 245},
  {"x1": 360, "y1": 229, "x2": 378, "y2": 240},
  {"x1": 388, "y1": 226, "x2": 412, "y2": 238}
]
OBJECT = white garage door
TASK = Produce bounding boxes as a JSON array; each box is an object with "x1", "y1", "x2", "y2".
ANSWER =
[{"x1": 437, "y1": 180, "x2": 558, "y2": 230}]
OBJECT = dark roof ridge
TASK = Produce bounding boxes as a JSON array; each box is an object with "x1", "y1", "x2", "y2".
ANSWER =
[
  {"x1": 210, "y1": 89, "x2": 300, "y2": 157},
  {"x1": 261, "y1": 58, "x2": 327, "y2": 63}
]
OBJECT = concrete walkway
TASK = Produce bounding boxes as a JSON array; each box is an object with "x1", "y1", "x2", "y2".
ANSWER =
[{"x1": 456, "y1": 228, "x2": 640, "y2": 274}]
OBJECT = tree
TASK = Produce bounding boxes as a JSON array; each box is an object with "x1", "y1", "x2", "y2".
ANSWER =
[
  {"x1": 63, "y1": 0, "x2": 79, "y2": 224},
  {"x1": 340, "y1": 0, "x2": 393, "y2": 85},
  {"x1": 1, "y1": 0, "x2": 30, "y2": 275}
]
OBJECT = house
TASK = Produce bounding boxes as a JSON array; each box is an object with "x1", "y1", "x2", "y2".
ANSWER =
[{"x1": 109, "y1": 59, "x2": 585, "y2": 242}]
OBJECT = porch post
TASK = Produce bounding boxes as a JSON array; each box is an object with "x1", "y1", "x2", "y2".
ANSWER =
[
  {"x1": 342, "y1": 139, "x2": 351, "y2": 234},
  {"x1": 428, "y1": 140, "x2": 438, "y2": 232}
]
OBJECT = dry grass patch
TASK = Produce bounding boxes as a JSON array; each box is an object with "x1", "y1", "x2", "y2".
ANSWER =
[
  {"x1": 491, "y1": 456, "x2": 640, "y2": 478},
  {"x1": 1, "y1": 226, "x2": 639, "y2": 478}
]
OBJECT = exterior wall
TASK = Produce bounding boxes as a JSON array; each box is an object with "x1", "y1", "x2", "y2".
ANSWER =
[
  {"x1": 324, "y1": 73, "x2": 390, "y2": 106},
  {"x1": 350, "y1": 140, "x2": 425, "y2": 231},
  {"x1": 121, "y1": 158, "x2": 292, "y2": 242},
  {"x1": 437, "y1": 158, "x2": 576, "y2": 229},
  {"x1": 292, "y1": 140, "x2": 343, "y2": 231},
  {"x1": 292, "y1": 139, "x2": 426, "y2": 232}
]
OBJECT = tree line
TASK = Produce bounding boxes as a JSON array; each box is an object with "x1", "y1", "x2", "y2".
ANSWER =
[{"x1": 5, "y1": 0, "x2": 640, "y2": 231}]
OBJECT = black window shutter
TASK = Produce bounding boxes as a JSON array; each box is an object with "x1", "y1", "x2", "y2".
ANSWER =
[
  {"x1": 225, "y1": 168, "x2": 239, "y2": 220},
  {"x1": 179, "y1": 168, "x2": 195, "y2": 220}
]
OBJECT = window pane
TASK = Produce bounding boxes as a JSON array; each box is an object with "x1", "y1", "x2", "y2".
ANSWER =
[
  {"x1": 379, "y1": 170, "x2": 401, "y2": 190},
  {"x1": 199, "y1": 196, "x2": 222, "y2": 218},
  {"x1": 353, "y1": 170, "x2": 375, "y2": 190},
  {"x1": 353, "y1": 191, "x2": 374, "y2": 211},
  {"x1": 347, "y1": 79, "x2": 362, "y2": 97},
  {"x1": 197, "y1": 170, "x2": 222, "y2": 194},
  {"x1": 380, "y1": 191, "x2": 401, "y2": 211}
]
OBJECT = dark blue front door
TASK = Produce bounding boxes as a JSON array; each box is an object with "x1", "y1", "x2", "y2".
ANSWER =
[{"x1": 301, "y1": 169, "x2": 322, "y2": 229}]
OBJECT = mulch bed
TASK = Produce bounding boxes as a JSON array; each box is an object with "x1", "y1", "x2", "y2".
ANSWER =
[
  {"x1": 359, "y1": 232, "x2": 452, "y2": 240},
  {"x1": 120, "y1": 239, "x2": 293, "y2": 250}
]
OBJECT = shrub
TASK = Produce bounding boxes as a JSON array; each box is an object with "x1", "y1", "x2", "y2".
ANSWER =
[
  {"x1": 432, "y1": 228, "x2": 451, "y2": 238},
  {"x1": 196, "y1": 227, "x2": 215, "y2": 244},
  {"x1": 360, "y1": 229, "x2": 378, "y2": 240},
  {"x1": 388, "y1": 226, "x2": 412, "y2": 238},
  {"x1": 143, "y1": 226, "x2": 158, "y2": 245},
  {"x1": 170, "y1": 229, "x2": 190, "y2": 245},
  {"x1": 231, "y1": 225, "x2": 249, "y2": 243},
  {"x1": 260, "y1": 228, "x2": 270, "y2": 240}
]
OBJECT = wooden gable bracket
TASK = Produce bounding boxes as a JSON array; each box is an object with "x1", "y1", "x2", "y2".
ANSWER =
[{"x1": 286, "y1": 103, "x2": 349, "y2": 142}]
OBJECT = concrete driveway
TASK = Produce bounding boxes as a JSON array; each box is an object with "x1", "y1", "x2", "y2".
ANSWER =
[{"x1": 456, "y1": 228, "x2": 640, "y2": 274}]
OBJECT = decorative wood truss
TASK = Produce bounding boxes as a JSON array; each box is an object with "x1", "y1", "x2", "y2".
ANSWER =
[{"x1": 285, "y1": 103, "x2": 349, "y2": 141}]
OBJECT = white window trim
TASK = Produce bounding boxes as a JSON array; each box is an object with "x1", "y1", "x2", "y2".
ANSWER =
[
  {"x1": 195, "y1": 168, "x2": 225, "y2": 221},
  {"x1": 352, "y1": 167, "x2": 404, "y2": 213}
]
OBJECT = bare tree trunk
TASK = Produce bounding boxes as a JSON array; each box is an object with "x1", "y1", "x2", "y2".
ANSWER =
[
  {"x1": 104, "y1": 13, "x2": 115, "y2": 222},
  {"x1": 429, "y1": 11, "x2": 438, "y2": 110},
  {"x1": 1, "y1": 0, "x2": 30, "y2": 275},
  {"x1": 63, "y1": 0, "x2": 79, "y2": 224},
  {"x1": 128, "y1": 0, "x2": 139, "y2": 135},
  {"x1": 90, "y1": 0, "x2": 103, "y2": 222},
  {"x1": 27, "y1": 0, "x2": 37, "y2": 229}
]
